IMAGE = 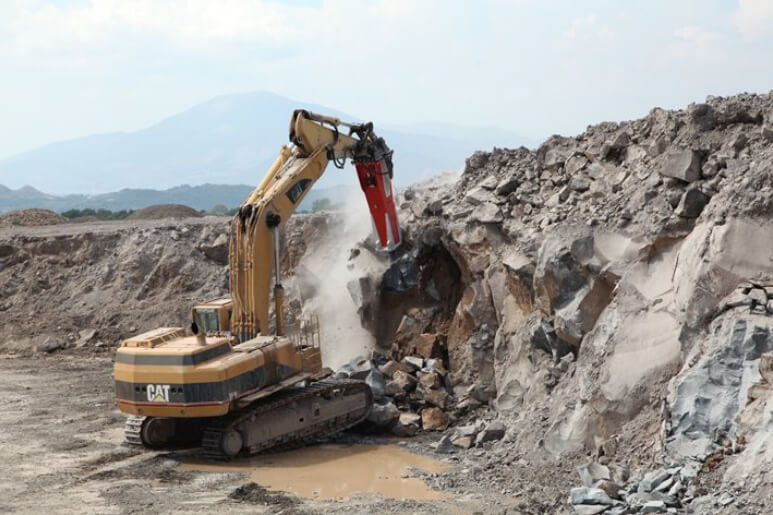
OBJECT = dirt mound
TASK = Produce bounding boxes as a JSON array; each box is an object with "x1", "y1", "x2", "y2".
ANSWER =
[
  {"x1": 127, "y1": 204, "x2": 203, "y2": 220},
  {"x1": 0, "y1": 208, "x2": 66, "y2": 227}
]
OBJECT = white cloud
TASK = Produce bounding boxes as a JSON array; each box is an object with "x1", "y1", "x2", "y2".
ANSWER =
[
  {"x1": 564, "y1": 14, "x2": 613, "y2": 41},
  {"x1": 674, "y1": 26, "x2": 720, "y2": 44},
  {"x1": 732, "y1": 0, "x2": 773, "y2": 39}
]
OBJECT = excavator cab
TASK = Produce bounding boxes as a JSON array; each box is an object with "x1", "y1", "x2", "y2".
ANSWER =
[{"x1": 191, "y1": 298, "x2": 232, "y2": 335}]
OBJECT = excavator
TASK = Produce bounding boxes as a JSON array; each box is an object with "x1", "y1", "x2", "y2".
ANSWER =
[{"x1": 113, "y1": 110, "x2": 401, "y2": 459}]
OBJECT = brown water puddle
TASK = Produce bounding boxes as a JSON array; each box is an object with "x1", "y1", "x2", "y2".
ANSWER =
[{"x1": 180, "y1": 443, "x2": 448, "y2": 501}]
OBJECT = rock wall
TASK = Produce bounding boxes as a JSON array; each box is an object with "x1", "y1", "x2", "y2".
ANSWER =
[{"x1": 354, "y1": 92, "x2": 773, "y2": 511}]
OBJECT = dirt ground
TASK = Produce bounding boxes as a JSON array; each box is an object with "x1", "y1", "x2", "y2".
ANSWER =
[{"x1": 0, "y1": 356, "x2": 528, "y2": 515}]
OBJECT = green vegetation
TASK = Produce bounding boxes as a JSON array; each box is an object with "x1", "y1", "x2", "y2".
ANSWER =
[
  {"x1": 312, "y1": 197, "x2": 343, "y2": 212},
  {"x1": 9, "y1": 217, "x2": 22, "y2": 226},
  {"x1": 61, "y1": 208, "x2": 134, "y2": 220}
]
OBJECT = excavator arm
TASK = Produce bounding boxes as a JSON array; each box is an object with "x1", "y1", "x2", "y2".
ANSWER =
[{"x1": 229, "y1": 110, "x2": 400, "y2": 342}]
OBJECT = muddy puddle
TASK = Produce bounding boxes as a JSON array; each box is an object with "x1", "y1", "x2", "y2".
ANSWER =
[{"x1": 180, "y1": 443, "x2": 448, "y2": 501}]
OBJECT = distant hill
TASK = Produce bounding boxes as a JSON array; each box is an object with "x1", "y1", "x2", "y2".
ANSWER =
[
  {"x1": 0, "y1": 183, "x2": 355, "y2": 214},
  {"x1": 0, "y1": 91, "x2": 531, "y2": 195}
]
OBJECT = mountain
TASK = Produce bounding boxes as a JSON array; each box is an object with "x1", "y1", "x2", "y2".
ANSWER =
[
  {"x1": 0, "y1": 183, "x2": 355, "y2": 214},
  {"x1": 0, "y1": 91, "x2": 530, "y2": 195}
]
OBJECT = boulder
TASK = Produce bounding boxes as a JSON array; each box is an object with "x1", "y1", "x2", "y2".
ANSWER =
[
  {"x1": 638, "y1": 469, "x2": 671, "y2": 493},
  {"x1": 570, "y1": 177, "x2": 592, "y2": 192},
  {"x1": 568, "y1": 487, "x2": 614, "y2": 506},
  {"x1": 471, "y1": 202, "x2": 503, "y2": 224},
  {"x1": 347, "y1": 356, "x2": 374, "y2": 380},
  {"x1": 365, "y1": 369, "x2": 386, "y2": 400},
  {"x1": 475, "y1": 420, "x2": 506, "y2": 444},
  {"x1": 401, "y1": 356, "x2": 424, "y2": 371},
  {"x1": 464, "y1": 186, "x2": 497, "y2": 206},
  {"x1": 451, "y1": 436, "x2": 473, "y2": 449},
  {"x1": 420, "y1": 386, "x2": 450, "y2": 409},
  {"x1": 37, "y1": 337, "x2": 64, "y2": 353},
  {"x1": 661, "y1": 150, "x2": 701, "y2": 183},
  {"x1": 385, "y1": 369, "x2": 418, "y2": 396},
  {"x1": 417, "y1": 371, "x2": 442, "y2": 389},
  {"x1": 199, "y1": 233, "x2": 229, "y2": 264},
  {"x1": 379, "y1": 360, "x2": 413, "y2": 378},
  {"x1": 433, "y1": 434, "x2": 455, "y2": 454},
  {"x1": 594, "y1": 479, "x2": 622, "y2": 500},
  {"x1": 421, "y1": 407, "x2": 449, "y2": 431},
  {"x1": 366, "y1": 401, "x2": 400, "y2": 429},
  {"x1": 496, "y1": 177, "x2": 519, "y2": 196},
  {"x1": 577, "y1": 462, "x2": 611, "y2": 488},
  {"x1": 674, "y1": 188, "x2": 709, "y2": 218},
  {"x1": 392, "y1": 412, "x2": 421, "y2": 437}
]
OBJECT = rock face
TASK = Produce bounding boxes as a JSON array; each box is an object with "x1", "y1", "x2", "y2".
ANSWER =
[{"x1": 362, "y1": 92, "x2": 773, "y2": 511}]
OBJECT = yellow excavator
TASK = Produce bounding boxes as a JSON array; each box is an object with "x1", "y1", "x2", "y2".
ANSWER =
[{"x1": 113, "y1": 110, "x2": 401, "y2": 459}]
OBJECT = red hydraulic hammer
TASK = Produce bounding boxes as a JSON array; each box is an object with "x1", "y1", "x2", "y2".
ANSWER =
[{"x1": 354, "y1": 154, "x2": 401, "y2": 252}]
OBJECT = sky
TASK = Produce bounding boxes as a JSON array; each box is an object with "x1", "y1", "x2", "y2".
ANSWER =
[{"x1": 1, "y1": 0, "x2": 772, "y2": 159}]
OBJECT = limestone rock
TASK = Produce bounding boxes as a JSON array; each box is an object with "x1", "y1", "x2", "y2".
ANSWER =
[
  {"x1": 475, "y1": 420, "x2": 506, "y2": 444},
  {"x1": 421, "y1": 407, "x2": 449, "y2": 431},
  {"x1": 392, "y1": 412, "x2": 421, "y2": 437},
  {"x1": 366, "y1": 401, "x2": 400, "y2": 429},
  {"x1": 674, "y1": 188, "x2": 709, "y2": 218},
  {"x1": 661, "y1": 150, "x2": 701, "y2": 183}
]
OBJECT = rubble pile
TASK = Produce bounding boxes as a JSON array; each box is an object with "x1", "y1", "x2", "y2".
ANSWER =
[
  {"x1": 0, "y1": 208, "x2": 66, "y2": 226},
  {"x1": 0, "y1": 214, "x2": 330, "y2": 356},
  {"x1": 340, "y1": 92, "x2": 773, "y2": 511}
]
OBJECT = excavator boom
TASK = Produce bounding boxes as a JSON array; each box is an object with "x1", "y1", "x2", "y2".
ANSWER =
[{"x1": 230, "y1": 109, "x2": 400, "y2": 342}]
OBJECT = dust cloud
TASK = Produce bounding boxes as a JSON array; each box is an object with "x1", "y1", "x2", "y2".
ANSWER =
[{"x1": 296, "y1": 189, "x2": 389, "y2": 369}]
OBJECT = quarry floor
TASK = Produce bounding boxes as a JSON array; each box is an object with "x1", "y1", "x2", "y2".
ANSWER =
[{"x1": 0, "y1": 356, "x2": 523, "y2": 515}]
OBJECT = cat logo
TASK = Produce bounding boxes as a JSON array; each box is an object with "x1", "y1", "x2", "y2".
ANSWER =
[{"x1": 146, "y1": 384, "x2": 171, "y2": 403}]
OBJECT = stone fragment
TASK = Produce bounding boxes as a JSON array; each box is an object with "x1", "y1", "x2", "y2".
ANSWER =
[
  {"x1": 433, "y1": 434, "x2": 455, "y2": 453},
  {"x1": 365, "y1": 369, "x2": 386, "y2": 400},
  {"x1": 451, "y1": 436, "x2": 473, "y2": 449},
  {"x1": 496, "y1": 177, "x2": 519, "y2": 196},
  {"x1": 475, "y1": 420, "x2": 506, "y2": 444},
  {"x1": 568, "y1": 487, "x2": 614, "y2": 506},
  {"x1": 366, "y1": 401, "x2": 400, "y2": 429},
  {"x1": 464, "y1": 186, "x2": 496, "y2": 206},
  {"x1": 661, "y1": 150, "x2": 701, "y2": 183},
  {"x1": 199, "y1": 233, "x2": 229, "y2": 264},
  {"x1": 386, "y1": 370, "x2": 417, "y2": 395},
  {"x1": 421, "y1": 386, "x2": 450, "y2": 409},
  {"x1": 748, "y1": 288, "x2": 767, "y2": 307},
  {"x1": 471, "y1": 202, "x2": 503, "y2": 224},
  {"x1": 421, "y1": 407, "x2": 449, "y2": 431},
  {"x1": 594, "y1": 479, "x2": 621, "y2": 500},
  {"x1": 401, "y1": 356, "x2": 424, "y2": 371},
  {"x1": 392, "y1": 412, "x2": 421, "y2": 437},
  {"x1": 379, "y1": 360, "x2": 412, "y2": 378},
  {"x1": 37, "y1": 337, "x2": 64, "y2": 353},
  {"x1": 577, "y1": 462, "x2": 611, "y2": 488},
  {"x1": 565, "y1": 155, "x2": 589, "y2": 175},
  {"x1": 641, "y1": 500, "x2": 667, "y2": 513},
  {"x1": 639, "y1": 469, "x2": 671, "y2": 493},
  {"x1": 675, "y1": 188, "x2": 709, "y2": 218},
  {"x1": 479, "y1": 175, "x2": 498, "y2": 190},
  {"x1": 570, "y1": 177, "x2": 592, "y2": 192},
  {"x1": 417, "y1": 371, "x2": 442, "y2": 389},
  {"x1": 347, "y1": 356, "x2": 374, "y2": 380}
]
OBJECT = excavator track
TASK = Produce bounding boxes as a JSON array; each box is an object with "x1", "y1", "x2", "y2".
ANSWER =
[
  {"x1": 124, "y1": 415, "x2": 146, "y2": 446},
  {"x1": 201, "y1": 379, "x2": 372, "y2": 460}
]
